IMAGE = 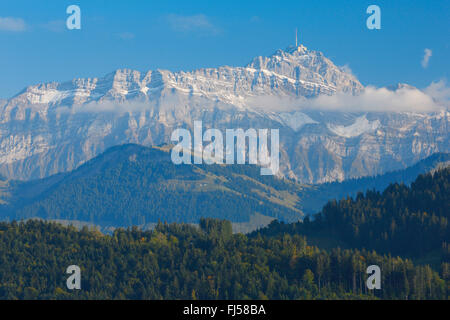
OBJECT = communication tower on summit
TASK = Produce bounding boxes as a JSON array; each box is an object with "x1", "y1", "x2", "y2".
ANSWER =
[{"x1": 295, "y1": 28, "x2": 303, "y2": 52}]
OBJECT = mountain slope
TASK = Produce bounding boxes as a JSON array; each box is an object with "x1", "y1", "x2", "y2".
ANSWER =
[
  {"x1": 0, "y1": 45, "x2": 447, "y2": 183},
  {"x1": 1, "y1": 147, "x2": 447, "y2": 232},
  {"x1": 255, "y1": 166, "x2": 450, "y2": 264},
  {"x1": 299, "y1": 152, "x2": 450, "y2": 214},
  {"x1": 0, "y1": 144, "x2": 306, "y2": 230},
  {"x1": 5, "y1": 45, "x2": 362, "y2": 109}
]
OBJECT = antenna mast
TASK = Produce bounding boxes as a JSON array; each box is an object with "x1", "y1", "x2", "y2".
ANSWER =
[{"x1": 295, "y1": 28, "x2": 298, "y2": 47}]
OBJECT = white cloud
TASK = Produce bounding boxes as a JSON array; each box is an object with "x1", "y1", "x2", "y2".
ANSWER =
[
  {"x1": 55, "y1": 93, "x2": 222, "y2": 115},
  {"x1": 421, "y1": 48, "x2": 432, "y2": 68},
  {"x1": 248, "y1": 85, "x2": 447, "y2": 113},
  {"x1": 167, "y1": 14, "x2": 219, "y2": 34},
  {"x1": 54, "y1": 82, "x2": 449, "y2": 116},
  {"x1": 424, "y1": 79, "x2": 450, "y2": 108},
  {"x1": 57, "y1": 101, "x2": 153, "y2": 114},
  {"x1": 0, "y1": 17, "x2": 26, "y2": 32},
  {"x1": 307, "y1": 86, "x2": 441, "y2": 112}
]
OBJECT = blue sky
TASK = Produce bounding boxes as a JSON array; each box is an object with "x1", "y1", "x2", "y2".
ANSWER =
[{"x1": 0, "y1": 0, "x2": 448, "y2": 98}]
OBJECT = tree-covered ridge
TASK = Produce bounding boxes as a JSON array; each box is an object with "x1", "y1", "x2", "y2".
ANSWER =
[
  {"x1": 1, "y1": 144, "x2": 305, "y2": 228},
  {"x1": 1, "y1": 144, "x2": 447, "y2": 231},
  {"x1": 299, "y1": 152, "x2": 450, "y2": 214},
  {"x1": 0, "y1": 219, "x2": 446, "y2": 300},
  {"x1": 256, "y1": 167, "x2": 450, "y2": 263}
]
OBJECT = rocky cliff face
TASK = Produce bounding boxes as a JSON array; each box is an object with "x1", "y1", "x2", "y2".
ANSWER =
[{"x1": 0, "y1": 46, "x2": 448, "y2": 183}]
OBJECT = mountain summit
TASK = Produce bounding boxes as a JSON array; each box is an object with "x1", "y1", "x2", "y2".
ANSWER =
[
  {"x1": 0, "y1": 47, "x2": 448, "y2": 182},
  {"x1": 247, "y1": 45, "x2": 363, "y2": 96},
  {"x1": 5, "y1": 46, "x2": 362, "y2": 111}
]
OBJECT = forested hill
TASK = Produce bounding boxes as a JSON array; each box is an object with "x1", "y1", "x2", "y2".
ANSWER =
[
  {"x1": 255, "y1": 167, "x2": 450, "y2": 264},
  {"x1": 0, "y1": 150, "x2": 448, "y2": 299},
  {"x1": 0, "y1": 219, "x2": 446, "y2": 300},
  {"x1": 298, "y1": 152, "x2": 450, "y2": 214},
  {"x1": 0, "y1": 144, "x2": 306, "y2": 230}
]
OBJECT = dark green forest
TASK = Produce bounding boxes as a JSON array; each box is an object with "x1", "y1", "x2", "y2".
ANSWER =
[
  {"x1": 0, "y1": 167, "x2": 449, "y2": 300},
  {"x1": 0, "y1": 144, "x2": 304, "y2": 227},
  {"x1": 0, "y1": 219, "x2": 447, "y2": 300},
  {"x1": 256, "y1": 168, "x2": 450, "y2": 262},
  {"x1": 298, "y1": 152, "x2": 450, "y2": 214},
  {"x1": 3, "y1": 145, "x2": 446, "y2": 230}
]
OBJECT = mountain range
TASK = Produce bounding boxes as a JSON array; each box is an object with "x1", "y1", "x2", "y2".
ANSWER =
[{"x1": 0, "y1": 45, "x2": 448, "y2": 183}]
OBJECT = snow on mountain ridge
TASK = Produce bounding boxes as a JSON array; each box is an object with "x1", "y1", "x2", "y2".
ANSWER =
[
  {"x1": 278, "y1": 111, "x2": 318, "y2": 131},
  {"x1": 327, "y1": 115, "x2": 381, "y2": 138},
  {"x1": 0, "y1": 47, "x2": 448, "y2": 183},
  {"x1": 6, "y1": 46, "x2": 363, "y2": 109},
  {"x1": 247, "y1": 45, "x2": 363, "y2": 95}
]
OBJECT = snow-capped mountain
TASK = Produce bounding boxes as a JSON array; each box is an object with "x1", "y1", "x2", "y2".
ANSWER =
[{"x1": 0, "y1": 45, "x2": 448, "y2": 183}]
